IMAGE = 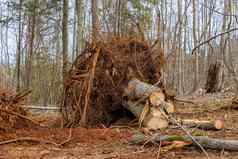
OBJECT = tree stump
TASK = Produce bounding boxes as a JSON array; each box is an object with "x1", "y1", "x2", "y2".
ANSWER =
[{"x1": 205, "y1": 61, "x2": 224, "y2": 93}]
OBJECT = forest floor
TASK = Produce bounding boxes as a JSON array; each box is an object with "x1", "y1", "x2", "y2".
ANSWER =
[{"x1": 0, "y1": 92, "x2": 238, "y2": 159}]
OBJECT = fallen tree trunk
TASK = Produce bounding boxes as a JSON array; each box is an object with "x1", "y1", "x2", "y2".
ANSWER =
[
  {"x1": 122, "y1": 79, "x2": 176, "y2": 130},
  {"x1": 123, "y1": 79, "x2": 162, "y2": 100},
  {"x1": 123, "y1": 79, "x2": 174, "y2": 113},
  {"x1": 175, "y1": 119, "x2": 224, "y2": 130},
  {"x1": 130, "y1": 133, "x2": 238, "y2": 151}
]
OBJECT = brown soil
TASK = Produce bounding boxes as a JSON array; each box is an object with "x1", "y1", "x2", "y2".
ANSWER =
[{"x1": 1, "y1": 94, "x2": 238, "y2": 159}]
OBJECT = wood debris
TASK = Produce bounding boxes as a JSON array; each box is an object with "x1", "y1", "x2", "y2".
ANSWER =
[
  {"x1": 0, "y1": 89, "x2": 36, "y2": 131},
  {"x1": 130, "y1": 133, "x2": 238, "y2": 151},
  {"x1": 122, "y1": 79, "x2": 174, "y2": 130}
]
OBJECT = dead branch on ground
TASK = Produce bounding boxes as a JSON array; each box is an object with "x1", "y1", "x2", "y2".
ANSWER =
[{"x1": 130, "y1": 133, "x2": 238, "y2": 151}]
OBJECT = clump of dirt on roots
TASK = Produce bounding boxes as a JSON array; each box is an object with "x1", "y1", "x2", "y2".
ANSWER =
[{"x1": 61, "y1": 36, "x2": 165, "y2": 127}]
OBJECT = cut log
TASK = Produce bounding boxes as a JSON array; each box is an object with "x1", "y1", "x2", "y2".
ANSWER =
[
  {"x1": 149, "y1": 92, "x2": 165, "y2": 104},
  {"x1": 123, "y1": 79, "x2": 161, "y2": 100},
  {"x1": 149, "y1": 92, "x2": 175, "y2": 113},
  {"x1": 130, "y1": 133, "x2": 238, "y2": 151},
  {"x1": 122, "y1": 79, "x2": 176, "y2": 130},
  {"x1": 122, "y1": 101, "x2": 168, "y2": 130},
  {"x1": 162, "y1": 101, "x2": 175, "y2": 114},
  {"x1": 175, "y1": 119, "x2": 224, "y2": 130},
  {"x1": 149, "y1": 92, "x2": 174, "y2": 112},
  {"x1": 123, "y1": 79, "x2": 174, "y2": 113}
]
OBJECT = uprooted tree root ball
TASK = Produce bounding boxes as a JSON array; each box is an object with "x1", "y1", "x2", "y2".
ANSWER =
[
  {"x1": 0, "y1": 89, "x2": 33, "y2": 132},
  {"x1": 61, "y1": 36, "x2": 166, "y2": 127}
]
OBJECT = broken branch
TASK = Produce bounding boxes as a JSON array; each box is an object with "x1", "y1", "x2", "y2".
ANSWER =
[{"x1": 192, "y1": 28, "x2": 238, "y2": 55}]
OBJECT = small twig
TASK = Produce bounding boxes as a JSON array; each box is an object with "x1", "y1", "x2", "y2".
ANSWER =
[
  {"x1": 199, "y1": 2, "x2": 238, "y2": 24},
  {"x1": 191, "y1": 28, "x2": 238, "y2": 55},
  {"x1": 0, "y1": 137, "x2": 58, "y2": 146},
  {"x1": 13, "y1": 90, "x2": 31, "y2": 101},
  {"x1": 174, "y1": 97, "x2": 196, "y2": 104},
  {"x1": 0, "y1": 128, "x2": 73, "y2": 147},
  {"x1": 0, "y1": 108, "x2": 46, "y2": 127},
  {"x1": 58, "y1": 127, "x2": 73, "y2": 146},
  {"x1": 109, "y1": 125, "x2": 135, "y2": 130},
  {"x1": 141, "y1": 137, "x2": 152, "y2": 148},
  {"x1": 151, "y1": 39, "x2": 159, "y2": 50},
  {"x1": 156, "y1": 141, "x2": 162, "y2": 159}
]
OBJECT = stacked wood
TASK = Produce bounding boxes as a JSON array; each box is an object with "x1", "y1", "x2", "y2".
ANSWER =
[
  {"x1": 123, "y1": 79, "x2": 174, "y2": 130},
  {"x1": 122, "y1": 79, "x2": 225, "y2": 130},
  {"x1": 205, "y1": 61, "x2": 224, "y2": 93}
]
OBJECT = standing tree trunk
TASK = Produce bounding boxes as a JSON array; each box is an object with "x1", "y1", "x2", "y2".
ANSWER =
[
  {"x1": 222, "y1": 0, "x2": 238, "y2": 92},
  {"x1": 26, "y1": 0, "x2": 37, "y2": 95},
  {"x1": 192, "y1": 0, "x2": 199, "y2": 91},
  {"x1": 62, "y1": 0, "x2": 69, "y2": 87},
  {"x1": 91, "y1": 0, "x2": 99, "y2": 42},
  {"x1": 76, "y1": 0, "x2": 83, "y2": 55},
  {"x1": 177, "y1": 0, "x2": 183, "y2": 95},
  {"x1": 16, "y1": 0, "x2": 22, "y2": 92},
  {"x1": 72, "y1": 4, "x2": 76, "y2": 61},
  {"x1": 61, "y1": 0, "x2": 69, "y2": 123}
]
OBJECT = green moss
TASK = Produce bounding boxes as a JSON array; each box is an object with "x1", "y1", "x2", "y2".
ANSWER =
[
  {"x1": 163, "y1": 135, "x2": 187, "y2": 141},
  {"x1": 191, "y1": 130, "x2": 207, "y2": 136}
]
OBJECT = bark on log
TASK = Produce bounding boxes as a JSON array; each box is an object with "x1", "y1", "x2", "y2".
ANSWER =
[
  {"x1": 176, "y1": 119, "x2": 224, "y2": 130},
  {"x1": 123, "y1": 79, "x2": 174, "y2": 113},
  {"x1": 122, "y1": 101, "x2": 168, "y2": 130},
  {"x1": 130, "y1": 133, "x2": 238, "y2": 151},
  {"x1": 122, "y1": 79, "x2": 176, "y2": 130},
  {"x1": 123, "y1": 79, "x2": 161, "y2": 100}
]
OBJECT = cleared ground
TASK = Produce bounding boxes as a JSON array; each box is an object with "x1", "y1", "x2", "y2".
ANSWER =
[{"x1": 0, "y1": 93, "x2": 238, "y2": 159}]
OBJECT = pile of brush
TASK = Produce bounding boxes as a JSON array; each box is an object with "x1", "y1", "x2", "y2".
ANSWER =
[{"x1": 0, "y1": 89, "x2": 31, "y2": 132}]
